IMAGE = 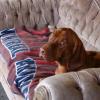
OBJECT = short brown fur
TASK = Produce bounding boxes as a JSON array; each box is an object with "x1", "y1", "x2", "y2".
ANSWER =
[{"x1": 40, "y1": 28, "x2": 100, "y2": 74}]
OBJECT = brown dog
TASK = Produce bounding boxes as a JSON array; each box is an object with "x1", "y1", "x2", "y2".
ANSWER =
[{"x1": 39, "y1": 28, "x2": 100, "y2": 74}]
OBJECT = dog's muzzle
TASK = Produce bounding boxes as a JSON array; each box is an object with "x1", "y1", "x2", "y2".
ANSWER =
[{"x1": 39, "y1": 48, "x2": 46, "y2": 59}]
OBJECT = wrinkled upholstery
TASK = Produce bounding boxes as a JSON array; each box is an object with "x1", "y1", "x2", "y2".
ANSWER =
[
  {"x1": 0, "y1": 0, "x2": 100, "y2": 100},
  {"x1": 34, "y1": 68, "x2": 100, "y2": 100},
  {"x1": 0, "y1": 0, "x2": 60, "y2": 29},
  {"x1": 0, "y1": 0, "x2": 100, "y2": 51},
  {"x1": 58, "y1": 0, "x2": 100, "y2": 50}
]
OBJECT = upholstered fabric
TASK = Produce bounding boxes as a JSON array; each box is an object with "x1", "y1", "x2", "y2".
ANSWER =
[
  {"x1": 34, "y1": 68, "x2": 100, "y2": 100},
  {"x1": 58, "y1": 0, "x2": 100, "y2": 50},
  {"x1": 0, "y1": 0, "x2": 60, "y2": 30},
  {"x1": 0, "y1": 0, "x2": 100, "y2": 51},
  {"x1": 0, "y1": 0, "x2": 100, "y2": 100}
]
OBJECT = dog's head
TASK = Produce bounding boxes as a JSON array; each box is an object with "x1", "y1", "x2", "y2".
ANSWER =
[{"x1": 39, "y1": 28, "x2": 83, "y2": 65}]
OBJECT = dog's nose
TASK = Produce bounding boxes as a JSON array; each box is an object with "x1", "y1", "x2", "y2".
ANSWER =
[{"x1": 39, "y1": 48, "x2": 45, "y2": 57}]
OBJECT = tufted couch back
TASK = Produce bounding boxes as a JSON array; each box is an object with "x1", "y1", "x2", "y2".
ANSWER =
[
  {"x1": 0, "y1": 0, "x2": 100, "y2": 51},
  {"x1": 57, "y1": 0, "x2": 100, "y2": 50},
  {"x1": 0, "y1": 0, "x2": 60, "y2": 30}
]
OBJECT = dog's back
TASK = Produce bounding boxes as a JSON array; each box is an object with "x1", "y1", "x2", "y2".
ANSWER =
[{"x1": 87, "y1": 51, "x2": 100, "y2": 67}]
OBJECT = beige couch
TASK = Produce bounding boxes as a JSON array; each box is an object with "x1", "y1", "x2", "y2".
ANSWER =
[{"x1": 0, "y1": 0, "x2": 100, "y2": 100}]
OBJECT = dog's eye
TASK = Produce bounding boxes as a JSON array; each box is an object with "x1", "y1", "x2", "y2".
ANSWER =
[
  {"x1": 58, "y1": 40, "x2": 66, "y2": 48},
  {"x1": 59, "y1": 41, "x2": 65, "y2": 48}
]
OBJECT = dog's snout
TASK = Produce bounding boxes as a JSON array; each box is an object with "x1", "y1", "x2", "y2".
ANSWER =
[
  {"x1": 41, "y1": 48, "x2": 45, "y2": 54},
  {"x1": 39, "y1": 48, "x2": 46, "y2": 57}
]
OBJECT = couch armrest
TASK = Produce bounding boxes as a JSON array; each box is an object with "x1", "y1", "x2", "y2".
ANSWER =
[{"x1": 34, "y1": 68, "x2": 100, "y2": 100}]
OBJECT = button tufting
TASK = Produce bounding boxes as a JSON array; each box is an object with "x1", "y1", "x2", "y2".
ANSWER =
[{"x1": 0, "y1": 0, "x2": 60, "y2": 30}]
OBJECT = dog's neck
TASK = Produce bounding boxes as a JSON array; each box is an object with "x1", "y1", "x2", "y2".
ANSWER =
[
  {"x1": 70, "y1": 48, "x2": 89, "y2": 71},
  {"x1": 57, "y1": 47, "x2": 90, "y2": 72}
]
